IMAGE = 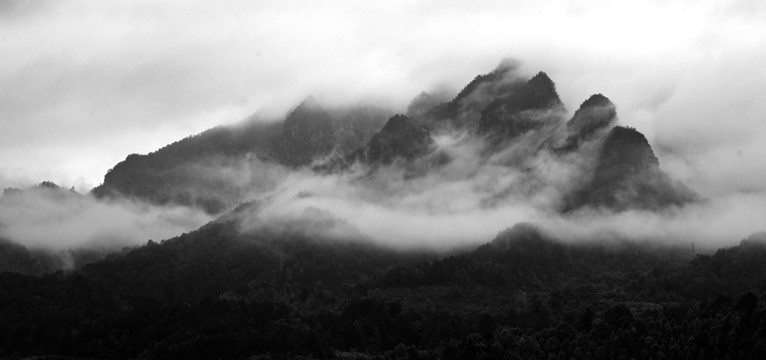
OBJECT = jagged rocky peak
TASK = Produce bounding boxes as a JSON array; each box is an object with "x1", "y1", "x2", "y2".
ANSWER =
[
  {"x1": 564, "y1": 125, "x2": 698, "y2": 212},
  {"x1": 567, "y1": 93, "x2": 617, "y2": 139},
  {"x1": 381, "y1": 114, "x2": 417, "y2": 134},
  {"x1": 452, "y1": 58, "x2": 522, "y2": 103},
  {"x1": 599, "y1": 126, "x2": 659, "y2": 176},
  {"x1": 279, "y1": 96, "x2": 336, "y2": 167},
  {"x1": 580, "y1": 93, "x2": 613, "y2": 108},
  {"x1": 522, "y1": 71, "x2": 563, "y2": 110},
  {"x1": 356, "y1": 114, "x2": 434, "y2": 165},
  {"x1": 477, "y1": 70, "x2": 565, "y2": 140}
]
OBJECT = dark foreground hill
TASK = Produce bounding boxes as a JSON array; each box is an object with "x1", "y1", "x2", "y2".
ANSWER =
[{"x1": 2, "y1": 219, "x2": 766, "y2": 359}]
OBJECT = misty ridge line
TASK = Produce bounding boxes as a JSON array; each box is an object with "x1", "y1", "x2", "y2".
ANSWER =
[{"x1": 0, "y1": 58, "x2": 764, "y2": 272}]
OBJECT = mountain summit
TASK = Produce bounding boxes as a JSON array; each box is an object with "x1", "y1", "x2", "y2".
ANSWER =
[
  {"x1": 477, "y1": 71, "x2": 565, "y2": 142},
  {"x1": 564, "y1": 126, "x2": 697, "y2": 211},
  {"x1": 348, "y1": 114, "x2": 434, "y2": 166},
  {"x1": 278, "y1": 97, "x2": 336, "y2": 167},
  {"x1": 92, "y1": 59, "x2": 696, "y2": 215}
]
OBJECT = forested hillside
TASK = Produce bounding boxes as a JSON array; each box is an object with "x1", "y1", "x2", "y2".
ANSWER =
[{"x1": 2, "y1": 221, "x2": 766, "y2": 359}]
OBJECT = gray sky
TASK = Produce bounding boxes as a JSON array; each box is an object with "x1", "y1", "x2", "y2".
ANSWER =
[{"x1": 1, "y1": 0, "x2": 765, "y2": 195}]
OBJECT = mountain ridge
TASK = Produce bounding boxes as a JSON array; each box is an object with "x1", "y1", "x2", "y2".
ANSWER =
[{"x1": 90, "y1": 60, "x2": 696, "y2": 216}]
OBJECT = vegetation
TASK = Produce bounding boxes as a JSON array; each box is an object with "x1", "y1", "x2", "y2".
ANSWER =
[{"x1": 2, "y1": 221, "x2": 766, "y2": 359}]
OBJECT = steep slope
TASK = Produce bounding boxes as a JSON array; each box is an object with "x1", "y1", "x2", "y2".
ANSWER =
[
  {"x1": 418, "y1": 59, "x2": 528, "y2": 129},
  {"x1": 92, "y1": 119, "x2": 283, "y2": 213},
  {"x1": 565, "y1": 126, "x2": 697, "y2": 211},
  {"x1": 331, "y1": 104, "x2": 390, "y2": 156},
  {"x1": 91, "y1": 60, "x2": 695, "y2": 216},
  {"x1": 277, "y1": 97, "x2": 336, "y2": 166},
  {"x1": 329, "y1": 114, "x2": 435, "y2": 168},
  {"x1": 477, "y1": 71, "x2": 566, "y2": 143},
  {"x1": 92, "y1": 100, "x2": 389, "y2": 213},
  {"x1": 567, "y1": 93, "x2": 617, "y2": 138},
  {"x1": 556, "y1": 93, "x2": 618, "y2": 151}
]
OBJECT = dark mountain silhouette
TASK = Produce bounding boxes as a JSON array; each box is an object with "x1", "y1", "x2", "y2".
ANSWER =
[
  {"x1": 90, "y1": 59, "x2": 696, "y2": 216},
  {"x1": 567, "y1": 93, "x2": 617, "y2": 137},
  {"x1": 92, "y1": 101, "x2": 389, "y2": 213},
  {"x1": 565, "y1": 126, "x2": 697, "y2": 211},
  {"x1": 92, "y1": 119, "x2": 283, "y2": 213},
  {"x1": 277, "y1": 97, "x2": 336, "y2": 166},
  {"x1": 477, "y1": 71, "x2": 566, "y2": 142},
  {"x1": 354, "y1": 115, "x2": 434, "y2": 165},
  {"x1": 556, "y1": 93, "x2": 618, "y2": 151},
  {"x1": 417, "y1": 59, "x2": 527, "y2": 129},
  {"x1": 331, "y1": 104, "x2": 390, "y2": 156},
  {"x1": 323, "y1": 114, "x2": 435, "y2": 170}
]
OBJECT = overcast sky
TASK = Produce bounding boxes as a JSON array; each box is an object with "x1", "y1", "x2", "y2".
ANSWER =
[{"x1": 1, "y1": 0, "x2": 765, "y2": 195}]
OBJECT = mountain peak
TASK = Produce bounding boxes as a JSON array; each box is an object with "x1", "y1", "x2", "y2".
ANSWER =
[
  {"x1": 529, "y1": 71, "x2": 552, "y2": 85},
  {"x1": 564, "y1": 126, "x2": 697, "y2": 212},
  {"x1": 523, "y1": 71, "x2": 562, "y2": 109},
  {"x1": 565, "y1": 93, "x2": 618, "y2": 141},
  {"x1": 354, "y1": 115, "x2": 433, "y2": 165},
  {"x1": 580, "y1": 93, "x2": 613, "y2": 108},
  {"x1": 279, "y1": 97, "x2": 336, "y2": 167},
  {"x1": 476, "y1": 71, "x2": 564, "y2": 140},
  {"x1": 600, "y1": 126, "x2": 659, "y2": 173},
  {"x1": 380, "y1": 114, "x2": 414, "y2": 134}
]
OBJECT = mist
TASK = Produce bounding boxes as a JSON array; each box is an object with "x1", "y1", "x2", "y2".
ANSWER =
[
  {"x1": 227, "y1": 109, "x2": 765, "y2": 251},
  {"x1": 2, "y1": 0, "x2": 765, "y2": 192},
  {"x1": 0, "y1": 184, "x2": 212, "y2": 251},
  {"x1": 1, "y1": 0, "x2": 764, "y2": 256}
]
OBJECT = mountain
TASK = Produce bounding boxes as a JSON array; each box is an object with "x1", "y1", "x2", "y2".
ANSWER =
[
  {"x1": 564, "y1": 126, "x2": 697, "y2": 211},
  {"x1": 92, "y1": 119, "x2": 283, "y2": 213},
  {"x1": 348, "y1": 114, "x2": 434, "y2": 166},
  {"x1": 90, "y1": 59, "x2": 696, "y2": 215},
  {"x1": 477, "y1": 71, "x2": 565, "y2": 143},
  {"x1": 277, "y1": 97, "x2": 336, "y2": 166},
  {"x1": 332, "y1": 105, "x2": 391, "y2": 156},
  {"x1": 567, "y1": 93, "x2": 617, "y2": 139},
  {"x1": 416, "y1": 59, "x2": 527, "y2": 129},
  {"x1": 556, "y1": 93, "x2": 618, "y2": 151},
  {"x1": 92, "y1": 102, "x2": 389, "y2": 213}
]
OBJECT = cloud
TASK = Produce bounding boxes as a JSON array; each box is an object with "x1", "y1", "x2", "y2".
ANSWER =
[
  {"x1": 0, "y1": 186, "x2": 212, "y2": 250},
  {"x1": 229, "y1": 132, "x2": 766, "y2": 252},
  {"x1": 2, "y1": 0, "x2": 765, "y2": 191},
  {"x1": 1, "y1": 0, "x2": 765, "y2": 253}
]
